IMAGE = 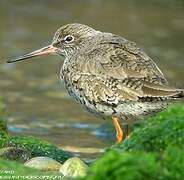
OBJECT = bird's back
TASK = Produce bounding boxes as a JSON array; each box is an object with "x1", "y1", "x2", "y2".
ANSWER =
[{"x1": 61, "y1": 32, "x2": 184, "y2": 121}]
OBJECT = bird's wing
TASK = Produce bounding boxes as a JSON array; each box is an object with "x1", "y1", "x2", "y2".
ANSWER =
[
  {"x1": 96, "y1": 34, "x2": 168, "y2": 85},
  {"x1": 72, "y1": 73, "x2": 182, "y2": 104},
  {"x1": 73, "y1": 34, "x2": 182, "y2": 103}
]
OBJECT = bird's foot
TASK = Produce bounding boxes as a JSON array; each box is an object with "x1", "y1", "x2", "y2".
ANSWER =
[{"x1": 112, "y1": 116, "x2": 123, "y2": 144}]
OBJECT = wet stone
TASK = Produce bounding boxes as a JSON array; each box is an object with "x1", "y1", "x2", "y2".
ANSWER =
[
  {"x1": 24, "y1": 156, "x2": 62, "y2": 171},
  {"x1": 0, "y1": 147, "x2": 32, "y2": 163}
]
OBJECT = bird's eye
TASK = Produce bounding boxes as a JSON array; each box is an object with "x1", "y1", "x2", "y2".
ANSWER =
[{"x1": 64, "y1": 35, "x2": 74, "y2": 43}]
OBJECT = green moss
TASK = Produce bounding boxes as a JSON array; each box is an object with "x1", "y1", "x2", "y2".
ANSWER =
[
  {"x1": 0, "y1": 159, "x2": 63, "y2": 180},
  {"x1": 0, "y1": 119, "x2": 8, "y2": 139},
  {"x1": 1, "y1": 135, "x2": 72, "y2": 163},
  {"x1": 84, "y1": 146, "x2": 183, "y2": 180},
  {"x1": 0, "y1": 99, "x2": 9, "y2": 141},
  {"x1": 0, "y1": 99, "x2": 72, "y2": 163},
  {"x1": 161, "y1": 146, "x2": 184, "y2": 180},
  {"x1": 86, "y1": 151, "x2": 158, "y2": 180},
  {"x1": 113, "y1": 104, "x2": 184, "y2": 152}
]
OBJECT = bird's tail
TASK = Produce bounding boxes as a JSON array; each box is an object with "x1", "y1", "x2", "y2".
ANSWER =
[
  {"x1": 172, "y1": 89, "x2": 184, "y2": 99},
  {"x1": 142, "y1": 82, "x2": 184, "y2": 99}
]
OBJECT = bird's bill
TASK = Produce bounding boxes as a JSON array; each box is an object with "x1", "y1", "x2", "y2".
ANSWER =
[{"x1": 7, "y1": 45, "x2": 57, "y2": 63}]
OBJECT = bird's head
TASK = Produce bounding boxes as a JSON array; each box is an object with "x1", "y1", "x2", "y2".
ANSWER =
[{"x1": 7, "y1": 23, "x2": 101, "y2": 63}]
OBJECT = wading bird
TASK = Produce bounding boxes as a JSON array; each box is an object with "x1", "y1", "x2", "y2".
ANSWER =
[{"x1": 7, "y1": 23, "x2": 184, "y2": 143}]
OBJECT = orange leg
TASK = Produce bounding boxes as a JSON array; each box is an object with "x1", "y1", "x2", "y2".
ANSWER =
[{"x1": 112, "y1": 117, "x2": 123, "y2": 144}]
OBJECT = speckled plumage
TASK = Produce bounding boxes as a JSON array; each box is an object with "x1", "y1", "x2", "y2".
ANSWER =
[
  {"x1": 8, "y1": 23, "x2": 184, "y2": 125},
  {"x1": 52, "y1": 23, "x2": 183, "y2": 123}
]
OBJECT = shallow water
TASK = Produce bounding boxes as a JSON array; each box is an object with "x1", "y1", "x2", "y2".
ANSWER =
[{"x1": 0, "y1": 1, "x2": 184, "y2": 159}]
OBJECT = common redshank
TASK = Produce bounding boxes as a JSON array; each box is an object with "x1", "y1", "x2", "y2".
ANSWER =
[{"x1": 7, "y1": 23, "x2": 184, "y2": 143}]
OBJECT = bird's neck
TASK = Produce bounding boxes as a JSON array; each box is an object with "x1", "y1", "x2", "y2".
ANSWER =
[{"x1": 61, "y1": 55, "x2": 78, "y2": 74}]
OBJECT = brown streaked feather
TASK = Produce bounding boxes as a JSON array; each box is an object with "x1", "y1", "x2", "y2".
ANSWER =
[
  {"x1": 96, "y1": 34, "x2": 168, "y2": 85},
  {"x1": 71, "y1": 33, "x2": 183, "y2": 105},
  {"x1": 73, "y1": 73, "x2": 183, "y2": 106},
  {"x1": 142, "y1": 82, "x2": 184, "y2": 98}
]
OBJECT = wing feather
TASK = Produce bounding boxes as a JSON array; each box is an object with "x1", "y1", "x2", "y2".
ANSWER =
[{"x1": 73, "y1": 34, "x2": 183, "y2": 104}]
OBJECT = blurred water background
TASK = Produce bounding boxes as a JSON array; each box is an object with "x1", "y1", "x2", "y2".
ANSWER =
[{"x1": 0, "y1": 0, "x2": 184, "y2": 159}]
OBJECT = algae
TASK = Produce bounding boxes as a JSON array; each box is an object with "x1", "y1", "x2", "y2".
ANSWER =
[{"x1": 1, "y1": 135, "x2": 72, "y2": 163}]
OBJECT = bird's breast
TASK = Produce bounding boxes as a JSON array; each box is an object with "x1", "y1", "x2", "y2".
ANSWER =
[{"x1": 60, "y1": 64, "x2": 82, "y2": 100}]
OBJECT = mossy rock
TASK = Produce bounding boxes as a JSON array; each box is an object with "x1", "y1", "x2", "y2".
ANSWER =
[
  {"x1": 112, "y1": 104, "x2": 184, "y2": 152},
  {"x1": 0, "y1": 135, "x2": 72, "y2": 163},
  {"x1": 84, "y1": 146, "x2": 183, "y2": 180},
  {"x1": 0, "y1": 147, "x2": 32, "y2": 163},
  {"x1": 0, "y1": 159, "x2": 63, "y2": 180}
]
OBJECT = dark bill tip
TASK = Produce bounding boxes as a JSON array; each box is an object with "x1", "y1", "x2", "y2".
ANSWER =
[
  {"x1": 7, "y1": 55, "x2": 32, "y2": 63},
  {"x1": 7, "y1": 45, "x2": 57, "y2": 63}
]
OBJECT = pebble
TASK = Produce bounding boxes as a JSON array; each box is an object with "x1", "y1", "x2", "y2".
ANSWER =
[
  {"x1": 59, "y1": 157, "x2": 88, "y2": 177},
  {"x1": 24, "y1": 156, "x2": 62, "y2": 171}
]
